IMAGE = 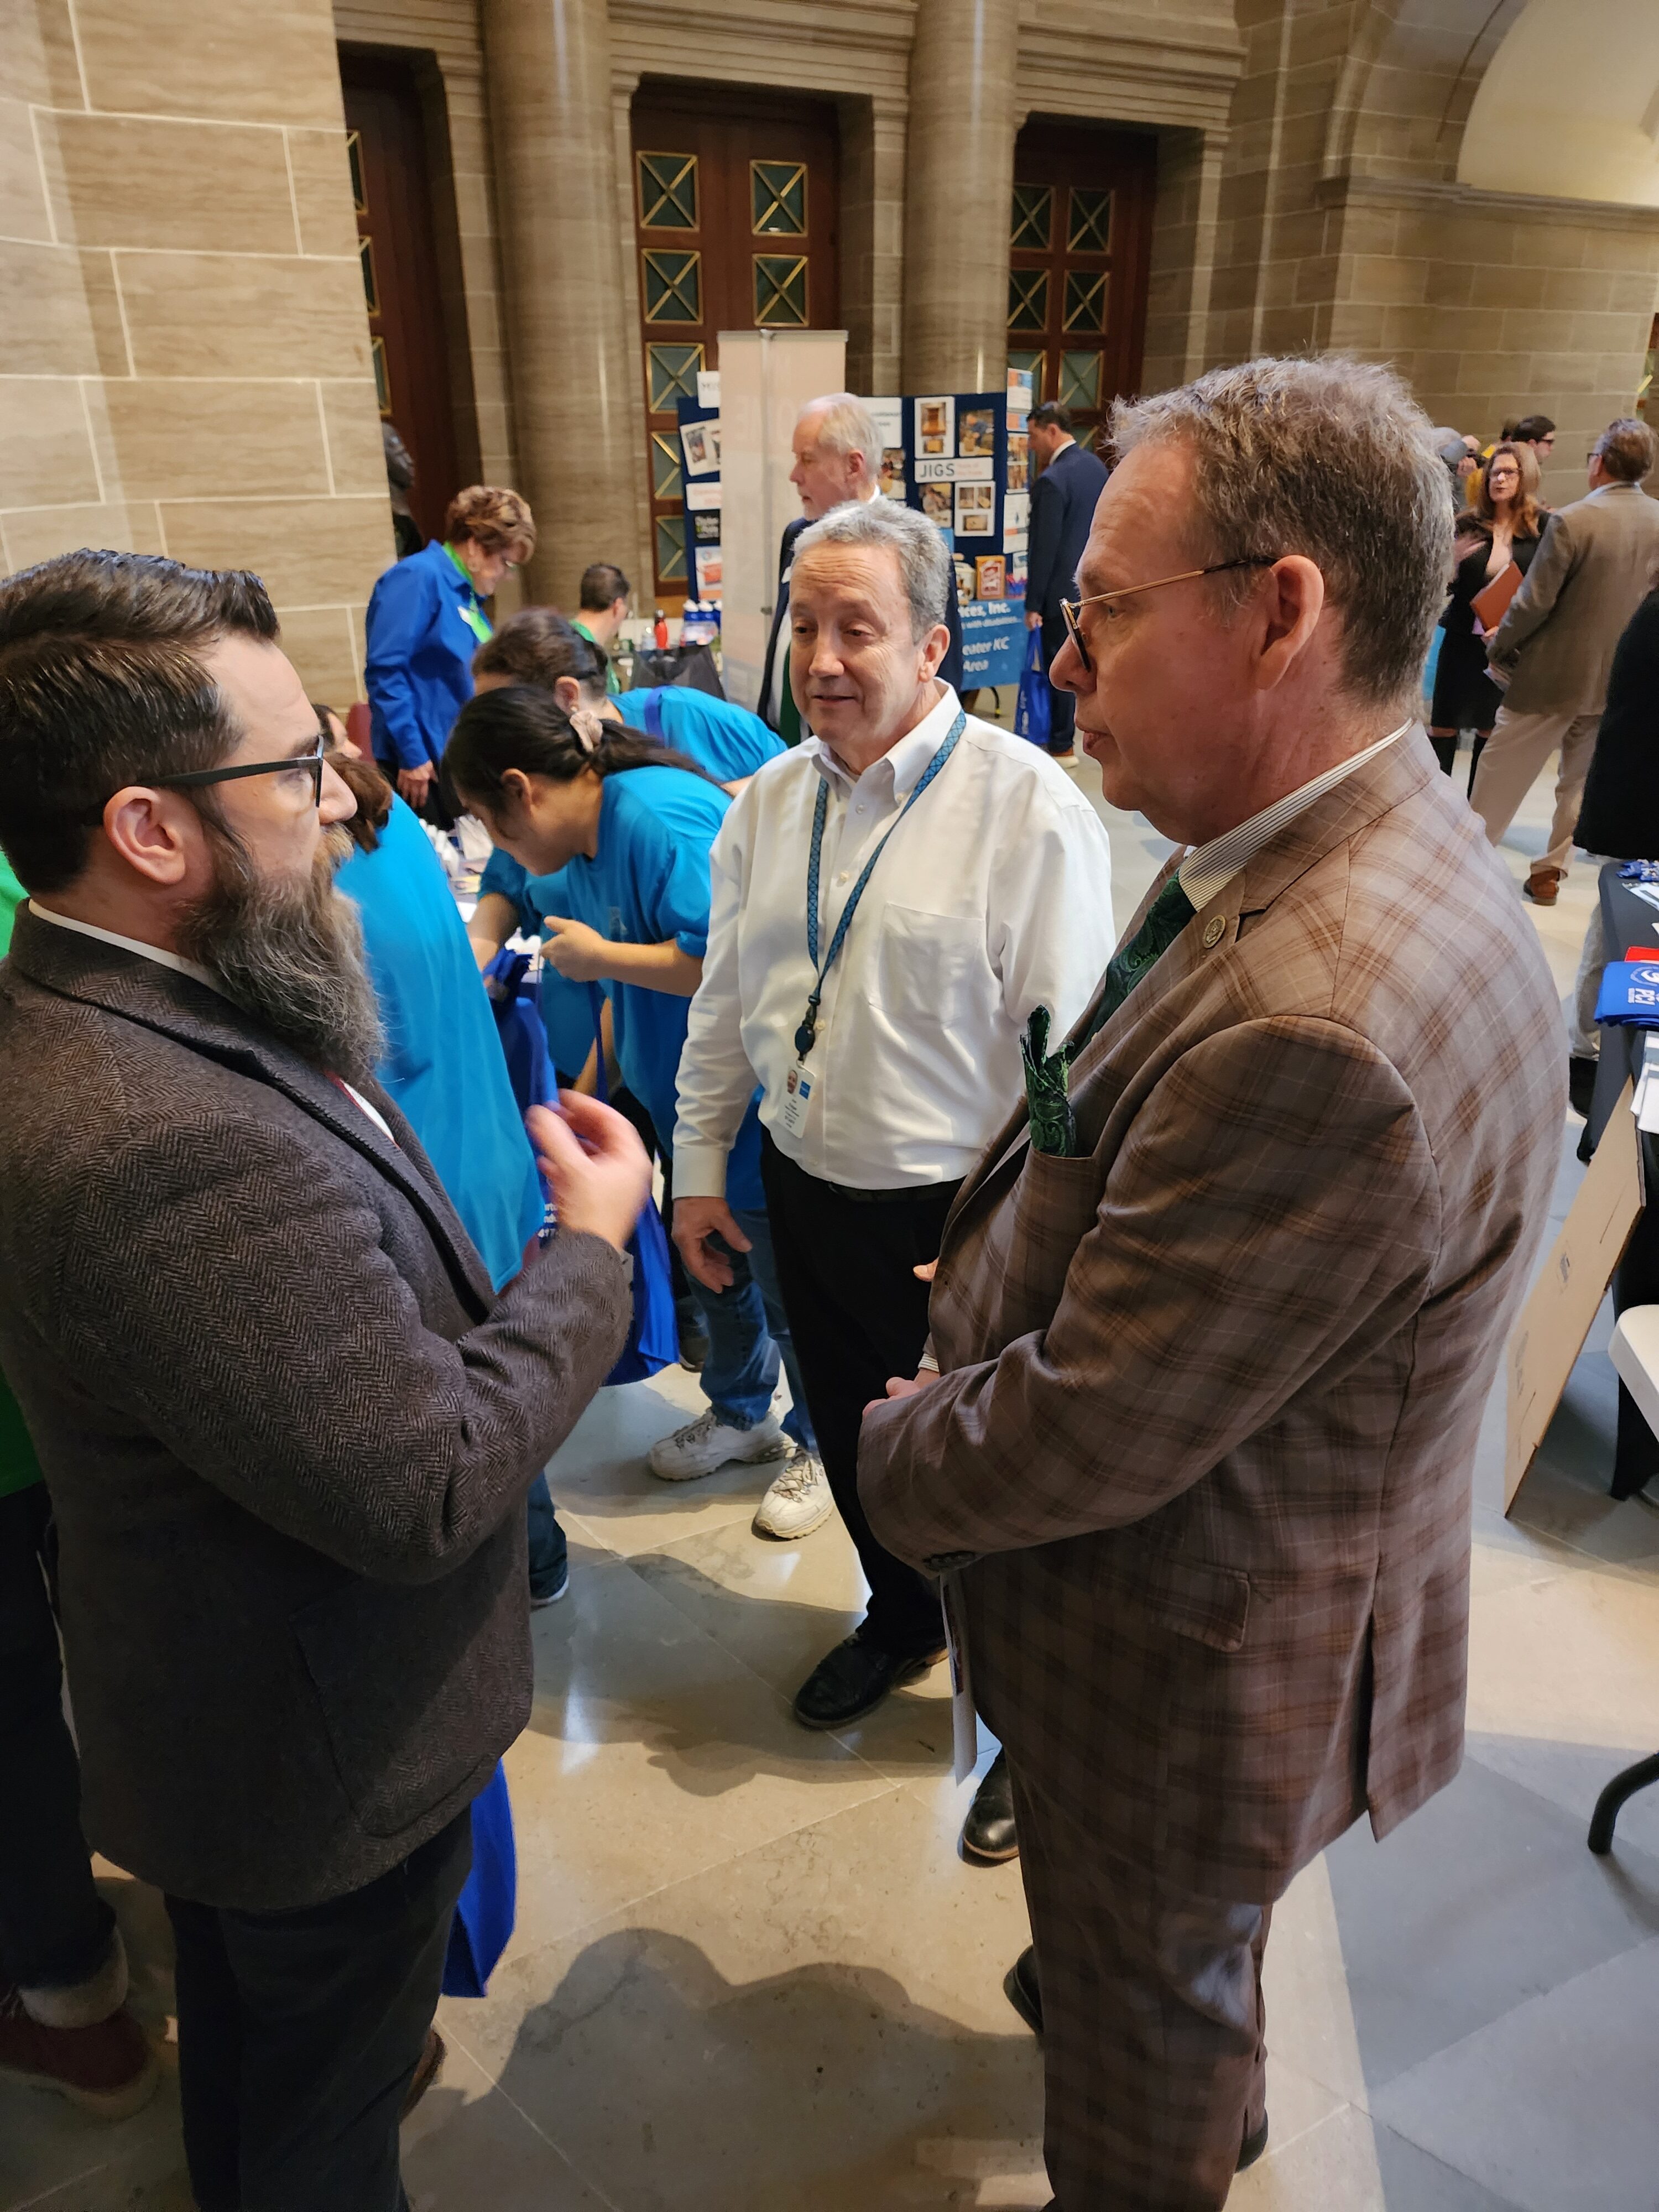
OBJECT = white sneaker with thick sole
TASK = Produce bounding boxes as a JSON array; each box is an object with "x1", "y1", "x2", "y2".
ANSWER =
[
  {"x1": 752, "y1": 1447, "x2": 834, "y2": 1539},
  {"x1": 647, "y1": 1407, "x2": 789, "y2": 1483}
]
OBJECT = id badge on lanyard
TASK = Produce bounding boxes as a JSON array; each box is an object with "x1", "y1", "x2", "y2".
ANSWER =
[{"x1": 778, "y1": 1060, "x2": 814, "y2": 1140}]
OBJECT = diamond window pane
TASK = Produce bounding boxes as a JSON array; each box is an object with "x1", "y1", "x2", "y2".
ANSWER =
[
  {"x1": 651, "y1": 432, "x2": 684, "y2": 502},
  {"x1": 655, "y1": 514, "x2": 687, "y2": 582},
  {"x1": 647, "y1": 342, "x2": 705, "y2": 413},
  {"x1": 1010, "y1": 182, "x2": 1052, "y2": 252},
  {"x1": 1062, "y1": 268, "x2": 1108, "y2": 333},
  {"x1": 637, "y1": 150, "x2": 698, "y2": 230},
  {"x1": 1059, "y1": 350, "x2": 1102, "y2": 414},
  {"x1": 371, "y1": 335, "x2": 391, "y2": 418},
  {"x1": 643, "y1": 248, "x2": 701, "y2": 324},
  {"x1": 347, "y1": 130, "x2": 366, "y2": 213},
  {"x1": 1068, "y1": 186, "x2": 1113, "y2": 255},
  {"x1": 1009, "y1": 348, "x2": 1046, "y2": 397},
  {"x1": 753, "y1": 254, "x2": 808, "y2": 326},
  {"x1": 358, "y1": 235, "x2": 378, "y2": 315},
  {"x1": 752, "y1": 160, "x2": 806, "y2": 236},
  {"x1": 1008, "y1": 268, "x2": 1048, "y2": 334}
]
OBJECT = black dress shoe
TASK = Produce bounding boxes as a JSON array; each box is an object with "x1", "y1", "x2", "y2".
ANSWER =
[
  {"x1": 1004, "y1": 1945, "x2": 1043, "y2": 2037},
  {"x1": 961, "y1": 1749, "x2": 1019, "y2": 1863},
  {"x1": 1238, "y1": 2115, "x2": 1269, "y2": 2171},
  {"x1": 791, "y1": 1634, "x2": 943, "y2": 1730}
]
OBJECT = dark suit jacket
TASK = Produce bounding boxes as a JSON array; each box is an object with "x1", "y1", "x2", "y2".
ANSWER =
[
  {"x1": 759, "y1": 506, "x2": 964, "y2": 729},
  {"x1": 1024, "y1": 439, "x2": 1110, "y2": 622},
  {"x1": 1575, "y1": 589, "x2": 1659, "y2": 858},
  {"x1": 0, "y1": 911, "x2": 631, "y2": 1911},
  {"x1": 860, "y1": 732, "x2": 1563, "y2": 1903}
]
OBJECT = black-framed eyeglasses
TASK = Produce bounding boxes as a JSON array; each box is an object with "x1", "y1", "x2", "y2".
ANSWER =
[
  {"x1": 148, "y1": 733, "x2": 327, "y2": 810},
  {"x1": 1059, "y1": 558, "x2": 1277, "y2": 672}
]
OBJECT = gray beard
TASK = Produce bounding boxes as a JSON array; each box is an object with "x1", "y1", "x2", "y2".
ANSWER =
[{"x1": 175, "y1": 823, "x2": 384, "y2": 1086}]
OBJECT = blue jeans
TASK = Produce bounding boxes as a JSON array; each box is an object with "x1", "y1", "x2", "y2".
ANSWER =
[
  {"x1": 688, "y1": 1206, "x2": 817, "y2": 1452},
  {"x1": 525, "y1": 1472, "x2": 567, "y2": 1599}
]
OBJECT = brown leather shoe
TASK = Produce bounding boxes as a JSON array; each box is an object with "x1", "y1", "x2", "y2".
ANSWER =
[
  {"x1": 0, "y1": 1984, "x2": 159, "y2": 2119},
  {"x1": 401, "y1": 2024, "x2": 446, "y2": 2116},
  {"x1": 1525, "y1": 868, "x2": 1562, "y2": 905}
]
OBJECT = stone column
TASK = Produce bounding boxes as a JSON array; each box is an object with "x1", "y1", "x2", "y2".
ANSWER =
[
  {"x1": 900, "y1": 0, "x2": 1021, "y2": 394},
  {"x1": 481, "y1": 0, "x2": 638, "y2": 608}
]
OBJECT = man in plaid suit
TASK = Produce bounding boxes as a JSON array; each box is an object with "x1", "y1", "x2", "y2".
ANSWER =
[{"x1": 859, "y1": 358, "x2": 1566, "y2": 2209}]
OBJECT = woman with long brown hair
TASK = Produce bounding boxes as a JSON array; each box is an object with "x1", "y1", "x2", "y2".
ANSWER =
[{"x1": 1429, "y1": 441, "x2": 1546, "y2": 785}]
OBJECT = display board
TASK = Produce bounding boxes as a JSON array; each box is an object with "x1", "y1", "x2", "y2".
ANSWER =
[
  {"x1": 867, "y1": 369, "x2": 1033, "y2": 691},
  {"x1": 675, "y1": 380, "x2": 724, "y2": 605}
]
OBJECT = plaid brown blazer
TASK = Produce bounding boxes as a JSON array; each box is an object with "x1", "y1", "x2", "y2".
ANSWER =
[{"x1": 859, "y1": 728, "x2": 1564, "y2": 1901}]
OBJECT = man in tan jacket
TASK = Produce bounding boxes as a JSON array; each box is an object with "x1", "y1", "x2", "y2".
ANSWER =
[
  {"x1": 1473, "y1": 415, "x2": 1659, "y2": 905},
  {"x1": 858, "y1": 358, "x2": 1565, "y2": 2211}
]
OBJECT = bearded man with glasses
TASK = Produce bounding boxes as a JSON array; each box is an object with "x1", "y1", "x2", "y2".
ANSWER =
[
  {"x1": 0, "y1": 550, "x2": 651, "y2": 2211},
  {"x1": 859, "y1": 358, "x2": 1567, "y2": 2209}
]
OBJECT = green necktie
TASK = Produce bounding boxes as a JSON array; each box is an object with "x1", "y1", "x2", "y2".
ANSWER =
[
  {"x1": 1023, "y1": 871, "x2": 1198, "y2": 1156},
  {"x1": 779, "y1": 674, "x2": 802, "y2": 749}
]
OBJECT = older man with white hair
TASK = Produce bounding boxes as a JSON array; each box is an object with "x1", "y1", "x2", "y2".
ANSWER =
[
  {"x1": 674, "y1": 498, "x2": 1114, "y2": 1739},
  {"x1": 859, "y1": 358, "x2": 1566, "y2": 2208},
  {"x1": 758, "y1": 393, "x2": 962, "y2": 742}
]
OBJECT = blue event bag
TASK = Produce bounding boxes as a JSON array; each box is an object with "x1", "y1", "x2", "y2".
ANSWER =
[
  {"x1": 441, "y1": 1759, "x2": 515, "y2": 1998},
  {"x1": 1013, "y1": 624, "x2": 1051, "y2": 747},
  {"x1": 586, "y1": 985, "x2": 679, "y2": 1385}
]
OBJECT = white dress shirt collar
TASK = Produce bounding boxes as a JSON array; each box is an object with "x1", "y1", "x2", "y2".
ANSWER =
[
  {"x1": 28, "y1": 899, "x2": 220, "y2": 992},
  {"x1": 1177, "y1": 719, "x2": 1411, "y2": 912},
  {"x1": 800, "y1": 683, "x2": 961, "y2": 799}
]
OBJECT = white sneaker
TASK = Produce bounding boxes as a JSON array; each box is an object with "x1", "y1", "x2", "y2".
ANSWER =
[
  {"x1": 752, "y1": 1447, "x2": 834, "y2": 1539},
  {"x1": 647, "y1": 1407, "x2": 789, "y2": 1483}
]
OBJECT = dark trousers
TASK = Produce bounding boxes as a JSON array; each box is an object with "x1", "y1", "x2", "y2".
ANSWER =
[
  {"x1": 165, "y1": 1808, "x2": 471, "y2": 2212},
  {"x1": 1040, "y1": 610, "x2": 1076, "y2": 751},
  {"x1": 759, "y1": 1134, "x2": 955, "y2": 1656},
  {"x1": 1010, "y1": 1761, "x2": 1269, "y2": 2210},
  {"x1": 0, "y1": 1481, "x2": 116, "y2": 1994}
]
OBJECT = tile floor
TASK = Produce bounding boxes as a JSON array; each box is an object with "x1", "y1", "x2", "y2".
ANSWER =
[{"x1": 9, "y1": 738, "x2": 1659, "y2": 2211}]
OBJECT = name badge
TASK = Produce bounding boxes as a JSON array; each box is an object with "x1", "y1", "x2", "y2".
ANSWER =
[{"x1": 778, "y1": 1062, "x2": 813, "y2": 1139}]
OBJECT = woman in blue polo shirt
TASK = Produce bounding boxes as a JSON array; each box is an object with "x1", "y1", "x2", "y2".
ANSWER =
[
  {"x1": 363, "y1": 485, "x2": 535, "y2": 816},
  {"x1": 444, "y1": 684, "x2": 828, "y2": 1542}
]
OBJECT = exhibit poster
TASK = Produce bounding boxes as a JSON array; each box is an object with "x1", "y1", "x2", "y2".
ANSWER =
[
  {"x1": 916, "y1": 395, "x2": 954, "y2": 458},
  {"x1": 675, "y1": 395, "x2": 722, "y2": 601}
]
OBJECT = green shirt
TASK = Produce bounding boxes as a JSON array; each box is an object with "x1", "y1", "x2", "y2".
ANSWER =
[
  {"x1": 573, "y1": 619, "x2": 623, "y2": 696},
  {"x1": 0, "y1": 850, "x2": 43, "y2": 1496}
]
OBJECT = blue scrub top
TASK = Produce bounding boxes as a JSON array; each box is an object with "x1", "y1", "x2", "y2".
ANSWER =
[
  {"x1": 337, "y1": 796, "x2": 542, "y2": 1291},
  {"x1": 486, "y1": 769, "x2": 763, "y2": 1209},
  {"x1": 363, "y1": 540, "x2": 488, "y2": 772},
  {"x1": 614, "y1": 688, "x2": 783, "y2": 786}
]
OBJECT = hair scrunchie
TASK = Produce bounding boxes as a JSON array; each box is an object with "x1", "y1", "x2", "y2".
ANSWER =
[{"x1": 568, "y1": 707, "x2": 607, "y2": 758}]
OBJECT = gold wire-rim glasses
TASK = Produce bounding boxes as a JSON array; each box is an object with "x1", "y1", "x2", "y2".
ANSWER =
[{"x1": 1059, "y1": 557, "x2": 1277, "y2": 671}]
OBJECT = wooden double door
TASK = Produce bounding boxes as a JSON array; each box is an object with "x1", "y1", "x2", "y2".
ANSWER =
[
  {"x1": 1008, "y1": 120, "x2": 1156, "y2": 452},
  {"x1": 630, "y1": 85, "x2": 841, "y2": 603}
]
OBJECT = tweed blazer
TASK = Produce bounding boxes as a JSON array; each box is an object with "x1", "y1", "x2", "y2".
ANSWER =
[
  {"x1": 0, "y1": 910, "x2": 630, "y2": 1911},
  {"x1": 1488, "y1": 482, "x2": 1659, "y2": 716},
  {"x1": 859, "y1": 730, "x2": 1564, "y2": 1902}
]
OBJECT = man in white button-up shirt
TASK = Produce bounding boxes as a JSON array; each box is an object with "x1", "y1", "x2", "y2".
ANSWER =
[{"x1": 672, "y1": 498, "x2": 1115, "y2": 1735}]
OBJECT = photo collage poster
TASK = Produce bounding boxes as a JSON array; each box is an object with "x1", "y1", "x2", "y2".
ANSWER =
[{"x1": 676, "y1": 392, "x2": 724, "y2": 602}]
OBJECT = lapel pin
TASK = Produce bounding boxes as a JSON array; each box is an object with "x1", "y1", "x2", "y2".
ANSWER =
[{"x1": 1202, "y1": 915, "x2": 1227, "y2": 948}]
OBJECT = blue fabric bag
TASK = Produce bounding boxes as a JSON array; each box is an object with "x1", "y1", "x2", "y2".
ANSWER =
[
  {"x1": 441, "y1": 1759, "x2": 516, "y2": 1997},
  {"x1": 484, "y1": 948, "x2": 559, "y2": 1119},
  {"x1": 1013, "y1": 625, "x2": 1051, "y2": 747},
  {"x1": 586, "y1": 985, "x2": 679, "y2": 1384}
]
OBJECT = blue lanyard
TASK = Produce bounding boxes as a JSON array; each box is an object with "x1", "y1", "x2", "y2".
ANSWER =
[{"x1": 795, "y1": 709, "x2": 966, "y2": 1060}]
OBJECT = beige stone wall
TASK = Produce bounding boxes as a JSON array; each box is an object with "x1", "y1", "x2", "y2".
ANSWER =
[
  {"x1": 2, "y1": 0, "x2": 391, "y2": 703},
  {"x1": 1204, "y1": 0, "x2": 1659, "y2": 504}
]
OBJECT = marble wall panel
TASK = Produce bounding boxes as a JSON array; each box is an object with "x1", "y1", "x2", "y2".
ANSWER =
[
  {"x1": 0, "y1": 241, "x2": 127, "y2": 375},
  {"x1": 70, "y1": 0, "x2": 345, "y2": 128},
  {"x1": 158, "y1": 494, "x2": 393, "y2": 605},
  {"x1": 40, "y1": 112, "x2": 301, "y2": 254},
  {"x1": 98, "y1": 380, "x2": 335, "y2": 501},
  {"x1": 114, "y1": 252, "x2": 372, "y2": 380},
  {"x1": 0, "y1": 377, "x2": 101, "y2": 508}
]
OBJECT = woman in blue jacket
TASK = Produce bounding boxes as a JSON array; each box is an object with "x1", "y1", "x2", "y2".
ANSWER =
[
  {"x1": 326, "y1": 734, "x2": 570, "y2": 1602},
  {"x1": 363, "y1": 484, "x2": 535, "y2": 817},
  {"x1": 444, "y1": 685, "x2": 828, "y2": 1543}
]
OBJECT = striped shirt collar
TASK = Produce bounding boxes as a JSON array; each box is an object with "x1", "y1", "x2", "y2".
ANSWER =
[{"x1": 1177, "y1": 719, "x2": 1412, "y2": 912}]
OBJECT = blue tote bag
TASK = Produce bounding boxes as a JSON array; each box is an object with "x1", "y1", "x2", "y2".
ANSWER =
[
  {"x1": 1013, "y1": 624, "x2": 1051, "y2": 748},
  {"x1": 442, "y1": 1759, "x2": 516, "y2": 1997},
  {"x1": 585, "y1": 986, "x2": 679, "y2": 1385}
]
